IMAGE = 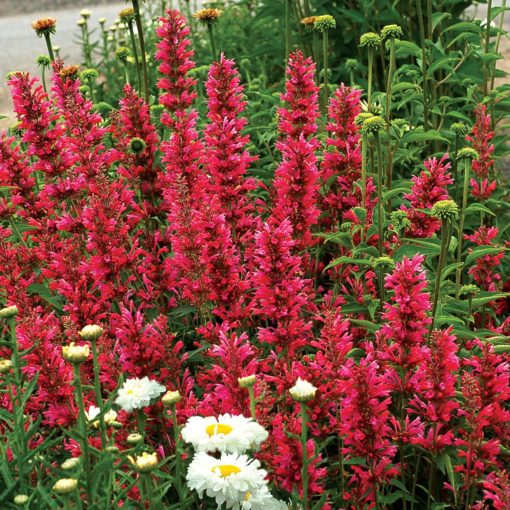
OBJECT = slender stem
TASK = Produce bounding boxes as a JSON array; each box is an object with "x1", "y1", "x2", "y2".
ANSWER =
[
  {"x1": 43, "y1": 33, "x2": 55, "y2": 61},
  {"x1": 171, "y1": 404, "x2": 185, "y2": 505},
  {"x1": 490, "y1": 0, "x2": 507, "y2": 92},
  {"x1": 123, "y1": 62, "x2": 131, "y2": 86},
  {"x1": 416, "y1": 0, "x2": 429, "y2": 131},
  {"x1": 455, "y1": 160, "x2": 471, "y2": 296},
  {"x1": 374, "y1": 132, "x2": 384, "y2": 257},
  {"x1": 285, "y1": 0, "x2": 292, "y2": 63},
  {"x1": 207, "y1": 24, "x2": 217, "y2": 61},
  {"x1": 127, "y1": 21, "x2": 143, "y2": 95},
  {"x1": 361, "y1": 131, "x2": 368, "y2": 244},
  {"x1": 90, "y1": 340, "x2": 106, "y2": 449},
  {"x1": 300, "y1": 403, "x2": 309, "y2": 510},
  {"x1": 41, "y1": 67, "x2": 47, "y2": 93},
  {"x1": 132, "y1": 0, "x2": 150, "y2": 103},
  {"x1": 367, "y1": 47, "x2": 374, "y2": 108},
  {"x1": 322, "y1": 30, "x2": 329, "y2": 116},
  {"x1": 484, "y1": 0, "x2": 493, "y2": 96},
  {"x1": 430, "y1": 219, "x2": 450, "y2": 336},
  {"x1": 385, "y1": 39, "x2": 396, "y2": 189},
  {"x1": 247, "y1": 386, "x2": 257, "y2": 420}
]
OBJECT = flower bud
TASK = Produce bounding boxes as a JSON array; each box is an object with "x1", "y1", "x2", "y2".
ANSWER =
[
  {"x1": 0, "y1": 359, "x2": 13, "y2": 374},
  {"x1": 52, "y1": 478, "x2": 78, "y2": 495},
  {"x1": 372, "y1": 256, "x2": 395, "y2": 270},
  {"x1": 360, "y1": 32, "x2": 381, "y2": 48},
  {"x1": 238, "y1": 375, "x2": 257, "y2": 388},
  {"x1": 354, "y1": 112, "x2": 373, "y2": 127},
  {"x1": 80, "y1": 68, "x2": 99, "y2": 82},
  {"x1": 62, "y1": 342, "x2": 90, "y2": 364},
  {"x1": 61, "y1": 457, "x2": 81, "y2": 471},
  {"x1": 193, "y1": 8, "x2": 223, "y2": 25},
  {"x1": 162, "y1": 390, "x2": 181, "y2": 406},
  {"x1": 0, "y1": 305, "x2": 19, "y2": 319},
  {"x1": 128, "y1": 452, "x2": 158, "y2": 472},
  {"x1": 14, "y1": 495, "x2": 29, "y2": 506},
  {"x1": 362, "y1": 115, "x2": 386, "y2": 134},
  {"x1": 457, "y1": 148, "x2": 479, "y2": 161},
  {"x1": 36, "y1": 55, "x2": 51, "y2": 67},
  {"x1": 345, "y1": 58, "x2": 359, "y2": 72},
  {"x1": 80, "y1": 9, "x2": 91, "y2": 19},
  {"x1": 460, "y1": 284, "x2": 480, "y2": 297},
  {"x1": 127, "y1": 433, "x2": 144, "y2": 445},
  {"x1": 431, "y1": 199, "x2": 459, "y2": 221},
  {"x1": 381, "y1": 24, "x2": 403, "y2": 40},
  {"x1": 451, "y1": 122, "x2": 468, "y2": 136},
  {"x1": 129, "y1": 137, "x2": 147, "y2": 155},
  {"x1": 289, "y1": 378, "x2": 317, "y2": 402},
  {"x1": 313, "y1": 15, "x2": 336, "y2": 32},
  {"x1": 79, "y1": 324, "x2": 103, "y2": 341}
]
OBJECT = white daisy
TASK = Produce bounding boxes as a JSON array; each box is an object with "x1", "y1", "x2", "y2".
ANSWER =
[
  {"x1": 181, "y1": 414, "x2": 268, "y2": 454},
  {"x1": 114, "y1": 377, "x2": 166, "y2": 412},
  {"x1": 85, "y1": 405, "x2": 118, "y2": 428},
  {"x1": 240, "y1": 485, "x2": 289, "y2": 510},
  {"x1": 186, "y1": 451, "x2": 268, "y2": 509}
]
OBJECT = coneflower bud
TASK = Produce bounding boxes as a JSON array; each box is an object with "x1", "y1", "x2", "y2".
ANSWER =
[
  {"x1": 459, "y1": 284, "x2": 480, "y2": 297},
  {"x1": 381, "y1": 24, "x2": 403, "y2": 40},
  {"x1": 119, "y1": 7, "x2": 135, "y2": 24},
  {"x1": 431, "y1": 199, "x2": 459, "y2": 221},
  {"x1": 0, "y1": 359, "x2": 13, "y2": 374},
  {"x1": 36, "y1": 55, "x2": 51, "y2": 67},
  {"x1": 162, "y1": 390, "x2": 181, "y2": 406},
  {"x1": 58, "y1": 65, "x2": 80, "y2": 81},
  {"x1": 451, "y1": 122, "x2": 468, "y2": 136},
  {"x1": 32, "y1": 18, "x2": 57, "y2": 37},
  {"x1": 129, "y1": 137, "x2": 146, "y2": 155},
  {"x1": 52, "y1": 478, "x2": 78, "y2": 495},
  {"x1": 301, "y1": 16, "x2": 317, "y2": 28},
  {"x1": 354, "y1": 112, "x2": 373, "y2": 126},
  {"x1": 313, "y1": 15, "x2": 336, "y2": 32},
  {"x1": 362, "y1": 115, "x2": 386, "y2": 134},
  {"x1": 80, "y1": 68, "x2": 99, "y2": 82},
  {"x1": 193, "y1": 8, "x2": 223, "y2": 25},
  {"x1": 345, "y1": 58, "x2": 359, "y2": 71},
  {"x1": 238, "y1": 375, "x2": 257, "y2": 388},
  {"x1": 457, "y1": 147, "x2": 479, "y2": 161},
  {"x1": 390, "y1": 210, "x2": 411, "y2": 230},
  {"x1": 372, "y1": 256, "x2": 395, "y2": 270},
  {"x1": 359, "y1": 31, "x2": 381, "y2": 48},
  {"x1": 115, "y1": 46, "x2": 131, "y2": 63},
  {"x1": 79, "y1": 324, "x2": 103, "y2": 341},
  {"x1": 0, "y1": 305, "x2": 18, "y2": 319}
]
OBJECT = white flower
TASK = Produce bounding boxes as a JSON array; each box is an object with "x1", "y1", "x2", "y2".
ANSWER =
[
  {"x1": 186, "y1": 451, "x2": 268, "y2": 509},
  {"x1": 240, "y1": 485, "x2": 289, "y2": 510},
  {"x1": 289, "y1": 377, "x2": 317, "y2": 402},
  {"x1": 85, "y1": 405, "x2": 118, "y2": 427},
  {"x1": 114, "y1": 377, "x2": 166, "y2": 412},
  {"x1": 181, "y1": 414, "x2": 268, "y2": 454}
]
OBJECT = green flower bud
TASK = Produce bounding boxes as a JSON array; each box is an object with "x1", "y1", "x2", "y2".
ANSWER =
[
  {"x1": 381, "y1": 24, "x2": 403, "y2": 40},
  {"x1": 129, "y1": 137, "x2": 146, "y2": 155},
  {"x1": 431, "y1": 199, "x2": 459, "y2": 221},
  {"x1": 354, "y1": 112, "x2": 373, "y2": 126},
  {"x1": 459, "y1": 284, "x2": 480, "y2": 297},
  {"x1": 115, "y1": 46, "x2": 131, "y2": 63},
  {"x1": 313, "y1": 15, "x2": 336, "y2": 33},
  {"x1": 451, "y1": 122, "x2": 468, "y2": 136},
  {"x1": 36, "y1": 55, "x2": 51, "y2": 67},
  {"x1": 345, "y1": 58, "x2": 359, "y2": 71},
  {"x1": 360, "y1": 32, "x2": 381, "y2": 48},
  {"x1": 80, "y1": 68, "x2": 99, "y2": 82},
  {"x1": 0, "y1": 305, "x2": 18, "y2": 319},
  {"x1": 372, "y1": 256, "x2": 395, "y2": 270},
  {"x1": 362, "y1": 115, "x2": 386, "y2": 134},
  {"x1": 390, "y1": 210, "x2": 411, "y2": 231},
  {"x1": 14, "y1": 495, "x2": 29, "y2": 506},
  {"x1": 457, "y1": 148, "x2": 479, "y2": 161}
]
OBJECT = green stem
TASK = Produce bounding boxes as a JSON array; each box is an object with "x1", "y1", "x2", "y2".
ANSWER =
[
  {"x1": 285, "y1": 0, "x2": 292, "y2": 63},
  {"x1": 416, "y1": 0, "x2": 429, "y2": 131},
  {"x1": 247, "y1": 386, "x2": 257, "y2": 420},
  {"x1": 322, "y1": 30, "x2": 329, "y2": 116},
  {"x1": 374, "y1": 132, "x2": 384, "y2": 257},
  {"x1": 43, "y1": 33, "x2": 55, "y2": 62},
  {"x1": 171, "y1": 404, "x2": 185, "y2": 504},
  {"x1": 385, "y1": 39, "x2": 396, "y2": 189},
  {"x1": 430, "y1": 219, "x2": 450, "y2": 337},
  {"x1": 361, "y1": 131, "x2": 368, "y2": 244},
  {"x1": 367, "y1": 47, "x2": 374, "y2": 108},
  {"x1": 127, "y1": 21, "x2": 143, "y2": 96},
  {"x1": 300, "y1": 403, "x2": 309, "y2": 510},
  {"x1": 132, "y1": 0, "x2": 150, "y2": 103},
  {"x1": 90, "y1": 340, "x2": 106, "y2": 449},
  {"x1": 41, "y1": 67, "x2": 47, "y2": 93},
  {"x1": 207, "y1": 23, "x2": 217, "y2": 61},
  {"x1": 491, "y1": 0, "x2": 506, "y2": 92},
  {"x1": 123, "y1": 62, "x2": 131, "y2": 86},
  {"x1": 484, "y1": 0, "x2": 493, "y2": 96},
  {"x1": 455, "y1": 160, "x2": 471, "y2": 296},
  {"x1": 73, "y1": 363, "x2": 93, "y2": 504}
]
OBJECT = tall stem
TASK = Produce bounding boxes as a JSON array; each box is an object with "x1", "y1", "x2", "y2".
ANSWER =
[
  {"x1": 484, "y1": 0, "x2": 493, "y2": 96},
  {"x1": 171, "y1": 404, "x2": 185, "y2": 505},
  {"x1": 490, "y1": 0, "x2": 507, "y2": 92},
  {"x1": 247, "y1": 386, "x2": 257, "y2": 420},
  {"x1": 300, "y1": 403, "x2": 309, "y2": 510},
  {"x1": 385, "y1": 39, "x2": 396, "y2": 189},
  {"x1": 361, "y1": 130, "x2": 368, "y2": 244},
  {"x1": 374, "y1": 132, "x2": 384, "y2": 257},
  {"x1": 90, "y1": 340, "x2": 106, "y2": 449},
  {"x1": 416, "y1": 0, "x2": 430, "y2": 130},
  {"x1": 285, "y1": 0, "x2": 292, "y2": 62},
  {"x1": 43, "y1": 33, "x2": 55, "y2": 61},
  {"x1": 207, "y1": 24, "x2": 217, "y2": 61},
  {"x1": 367, "y1": 47, "x2": 374, "y2": 108},
  {"x1": 132, "y1": 0, "x2": 150, "y2": 103},
  {"x1": 128, "y1": 21, "x2": 143, "y2": 95},
  {"x1": 430, "y1": 219, "x2": 450, "y2": 335},
  {"x1": 322, "y1": 30, "x2": 329, "y2": 116},
  {"x1": 455, "y1": 160, "x2": 471, "y2": 296}
]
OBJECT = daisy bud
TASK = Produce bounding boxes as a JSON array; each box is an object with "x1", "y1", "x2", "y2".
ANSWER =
[
  {"x1": 238, "y1": 375, "x2": 257, "y2": 388},
  {"x1": 13, "y1": 495, "x2": 29, "y2": 506},
  {"x1": 106, "y1": 446, "x2": 120, "y2": 453},
  {"x1": 128, "y1": 452, "x2": 158, "y2": 472},
  {"x1": 457, "y1": 147, "x2": 479, "y2": 161},
  {"x1": 0, "y1": 359, "x2": 13, "y2": 374},
  {"x1": 313, "y1": 15, "x2": 336, "y2": 33},
  {"x1": 76, "y1": 19, "x2": 86, "y2": 28},
  {"x1": 127, "y1": 433, "x2": 144, "y2": 445},
  {"x1": 451, "y1": 122, "x2": 468, "y2": 136},
  {"x1": 52, "y1": 478, "x2": 78, "y2": 495},
  {"x1": 98, "y1": 18, "x2": 106, "y2": 26},
  {"x1": 360, "y1": 31, "x2": 381, "y2": 48},
  {"x1": 32, "y1": 17, "x2": 57, "y2": 38},
  {"x1": 193, "y1": 8, "x2": 223, "y2": 25},
  {"x1": 62, "y1": 342, "x2": 90, "y2": 364},
  {"x1": 381, "y1": 24, "x2": 403, "y2": 40},
  {"x1": 79, "y1": 324, "x2": 103, "y2": 341},
  {"x1": 289, "y1": 378, "x2": 317, "y2": 402},
  {"x1": 0, "y1": 305, "x2": 18, "y2": 319},
  {"x1": 129, "y1": 137, "x2": 147, "y2": 155},
  {"x1": 80, "y1": 9, "x2": 91, "y2": 19},
  {"x1": 362, "y1": 115, "x2": 386, "y2": 134},
  {"x1": 61, "y1": 457, "x2": 80, "y2": 471},
  {"x1": 162, "y1": 390, "x2": 181, "y2": 406},
  {"x1": 431, "y1": 199, "x2": 459, "y2": 221}
]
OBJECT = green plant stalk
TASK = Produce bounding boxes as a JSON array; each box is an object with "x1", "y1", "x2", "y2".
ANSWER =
[
  {"x1": 455, "y1": 160, "x2": 471, "y2": 297},
  {"x1": 72, "y1": 363, "x2": 93, "y2": 504},
  {"x1": 90, "y1": 339, "x2": 106, "y2": 449},
  {"x1": 300, "y1": 402, "x2": 309, "y2": 510},
  {"x1": 322, "y1": 29, "x2": 329, "y2": 116},
  {"x1": 82, "y1": 22, "x2": 92, "y2": 68},
  {"x1": 430, "y1": 219, "x2": 450, "y2": 336},
  {"x1": 247, "y1": 386, "x2": 257, "y2": 420},
  {"x1": 127, "y1": 21, "x2": 143, "y2": 96},
  {"x1": 171, "y1": 403, "x2": 185, "y2": 505},
  {"x1": 361, "y1": 130, "x2": 368, "y2": 244},
  {"x1": 367, "y1": 47, "x2": 374, "y2": 108},
  {"x1": 41, "y1": 66, "x2": 47, "y2": 93},
  {"x1": 385, "y1": 38, "x2": 396, "y2": 189},
  {"x1": 484, "y1": 0, "x2": 493, "y2": 96},
  {"x1": 132, "y1": 0, "x2": 150, "y2": 103},
  {"x1": 453, "y1": 133, "x2": 460, "y2": 203},
  {"x1": 122, "y1": 62, "x2": 131, "y2": 86},
  {"x1": 43, "y1": 33, "x2": 55, "y2": 62},
  {"x1": 207, "y1": 23, "x2": 217, "y2": 61},
  {"x1": 374, "y1": 132, "x2": 384, "y2": 257},
  {"x1": 415, "y1": 0, "x2": 430, "y2": 131},
  {"x1": 490, "y1": 0, "x2": 507, "y2": 93},
  {"x1": 285, "y1": 0, "x2": 292, "y2": 63},
  {"x1": 138, "y1": 408, "x2": 147, "y2": 439},
  {"x1": 86, "y1": 78, "x2": 95, "y2": 105}
]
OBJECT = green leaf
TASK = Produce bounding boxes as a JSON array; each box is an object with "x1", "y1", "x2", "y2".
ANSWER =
[
  {"x1": 27, "y1": 283, "x2": 64, "y2": 312},
  {"x1": 464, "y1": 246, "x2": 506, "y2": 266},
  {"x1": 465, "y1": 203, "x2": 495, "y2": 217},
  {"x1": 324, "y1": 256, "x2": 372, "y2": 270},
  {"x1": 395, "y1": 40, "x2": 422, "y2": 58},
  {"x1": 402, "y1": 128, "x2": 449, "y2": 144},
  {"x1": 349, "y1": 319, "x2": 379, "y2": 333}
]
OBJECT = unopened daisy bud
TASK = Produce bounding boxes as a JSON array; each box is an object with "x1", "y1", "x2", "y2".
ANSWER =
[
  {"x1": 360, "y1": 31, "x2": 381, "y2": 48},
  {"x1": 32, "y1": 17, "x2": 57, "y2": 37},
  {"x1": 238, "y1": 375, "x2": 257, "y2": 388},
  {"x1": 162, "y1": 390, "x2": 181, "y2": 406},
  {"x1": 52, "y1": 478, "x2": 78, "y2": 495},
  {"x1": 129, "y1": 137, "x2": 146, "y2": 155},
  {"x1": 106, "y1": 446, "x2": 119, "y2": 453},
  {"x1": 289, "y1": 378, "x2": 317, "y2": 402},
  {"x1": 58, "y1": 65, "x2": 80, "y2": 81},
  {"x1": 127, "y1": 433, "x2": 144, "y2": 445},
  {"x1": 98, "y1": 18, "x2": 106, "y2": 26},
  {"x1": 372, "y1": 256, "x2": 395, "y2": 270},
  {"x1": 79, "y1": 324, "x2": 103, "y2": 341},
  {"x1": 354, "y1": 112, "x2": 373, "y2": 126},
  {"x1": 119, "y1": 7, "x2": 135, "y2": 23},
  {"x1": 0, "y1": 359, "x2": 13, "y2": 374},
  {"x1": 80, "y1": 9, "x2": 91, "y2": 19},
  {"x1": 129, "y1": 452, "x2": 158, "y2": 472},
  {"x1": 109, "y1": 25, "x2": 117, "y2": 33},
  {"x1": 61, "y1": 457, "x2": 80, "y2": 471},
  {"x1": 345, "y1": 58, "x2": 359, "y2": 71},
  {"x1": 362, "y1": 115, "x2": 386, "y2": 134},
  {"x1": 457, "y1": 147, "x2": 479, "y2": 161},
  {"x1": 62, "y1": 342, "x2": 90, "y2": 364},
  {"x1": 313, "y1": 15, "x2": 336, "y2": 32},
  {"x1": 110, "y1": 420, "x2": 123, "y2": 429},
  {"x1": 193, "y1": 8, "x2": 223, "y2": 25},
  {"x1": 115, "y1": 46, "x2": 131, "y2": 63},
  {"x1": 76, "y1": 19, "x2": 86, "y2": 28},
  {"x1": 460, "y1": 284, "x2": 480, "y2": 297},
  {"x1": 451, "y1": 122, "x2": 468, "y2": 136},
  {"x1": 0, "y1": 305, "x2": 18, "y2": 319},
  {"x1": 431, "y1": 199, "x2": 459, "y2": 221},
  {"x1": 36, "y1": 55, "x2": 51, "y2": 67},
  {"x1": 381, "y1": 24, "x2": 403, "y2": 40},
  {"x1": 13, "y1": 495, "x2": 29, "y2": 506},
  {"x1": 80, "y1": 68, "x2": 99, "y2": 82}
]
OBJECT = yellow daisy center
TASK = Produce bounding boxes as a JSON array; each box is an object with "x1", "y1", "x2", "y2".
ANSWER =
[
  {"x1": 212, "y1": 464, "x2": 241, "y2": 478},
  {"x1": 244, "y1": 492, "x2": 251, "y2": 501},
  {"x1": 206, "y1": 423, "x2": 233, "y2": 437}
]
